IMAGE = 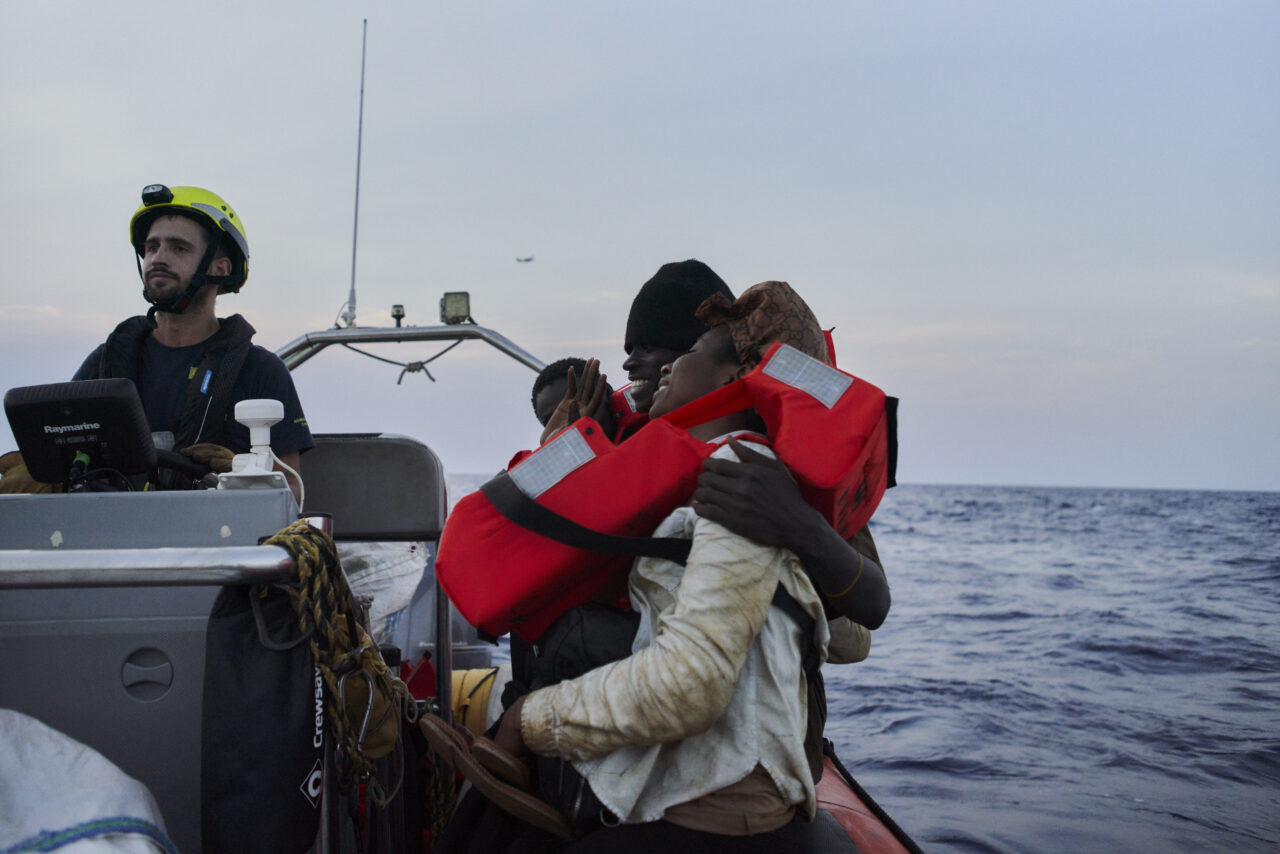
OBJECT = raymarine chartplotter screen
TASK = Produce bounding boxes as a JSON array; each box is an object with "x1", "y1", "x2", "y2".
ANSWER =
[{"x1": 4, "y1": 379, "x2": 156, "y2": 484}]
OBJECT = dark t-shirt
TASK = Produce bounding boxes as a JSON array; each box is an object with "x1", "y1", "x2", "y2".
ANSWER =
[{"x1": 74, "y1": 333, "x2": 314, "y2": 456}]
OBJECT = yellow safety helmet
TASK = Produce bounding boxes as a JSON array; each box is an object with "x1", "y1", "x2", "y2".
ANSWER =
[{"x1": 130, "y1": 185, "x2": 249, "y2": 307}]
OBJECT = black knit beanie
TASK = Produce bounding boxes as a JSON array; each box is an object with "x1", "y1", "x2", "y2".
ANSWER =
[{"x1": 623, "y1": 260, "x2": 734, "y2": 354}]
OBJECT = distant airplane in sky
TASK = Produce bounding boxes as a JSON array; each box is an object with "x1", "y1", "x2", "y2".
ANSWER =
[{"x1": 516, "y1": 256, "x2": 534, "y2": 263}]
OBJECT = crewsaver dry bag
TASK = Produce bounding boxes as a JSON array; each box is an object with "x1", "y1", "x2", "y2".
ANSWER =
[
  {"x1": 202, "y1": 584, "x2": 322, "y2": 853},
  {"x1": 435, "y1": 342, "x2": 896, "y2": 641}
]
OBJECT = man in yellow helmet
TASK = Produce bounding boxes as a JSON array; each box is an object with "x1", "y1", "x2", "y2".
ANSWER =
[{"x1": 71, "y1": 185, "x2": 313, "y2": 498}]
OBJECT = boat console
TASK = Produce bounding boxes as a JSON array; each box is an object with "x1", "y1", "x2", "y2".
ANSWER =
[
  {"x1": 0, "y1": 381, "x2": 301, "y2": 852},
  {"x1": 0, "y1": 382, "x2": 487, "y2": 851},
  {"x1": 0, "y1": 491, "x2": 298, "y2": 854}
]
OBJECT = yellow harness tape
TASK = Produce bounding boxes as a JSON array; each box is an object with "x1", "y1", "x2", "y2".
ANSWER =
[{"x1": 451, "y1": 667, "x2": 501, "y2": 737}]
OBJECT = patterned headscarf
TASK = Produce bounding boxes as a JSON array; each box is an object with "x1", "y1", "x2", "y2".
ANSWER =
[{"x1": 695, "y1": 280, "x2": 828, "y2": 366}]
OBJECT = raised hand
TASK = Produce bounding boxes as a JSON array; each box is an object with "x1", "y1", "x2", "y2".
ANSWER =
[{"x1": 540, "y1": 358, "x2": 608, "y2": 445}]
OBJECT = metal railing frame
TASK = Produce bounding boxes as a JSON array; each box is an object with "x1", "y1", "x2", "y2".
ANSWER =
[{"x1": 276, "y1": 324, "x2": 544, "y2": 373}]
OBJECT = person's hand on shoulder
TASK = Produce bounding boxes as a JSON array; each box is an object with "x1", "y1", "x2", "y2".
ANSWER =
[
  {"x1": 694, "y1": 438, "x2": 891, "y2": 629},
  {"x1": 691, "y1": 437, "x2": 812, "y2": 548}
]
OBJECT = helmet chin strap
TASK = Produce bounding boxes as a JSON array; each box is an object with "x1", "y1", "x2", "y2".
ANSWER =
[{"x1": 137, "y1": 237, "x2": 233, "y2": 315}]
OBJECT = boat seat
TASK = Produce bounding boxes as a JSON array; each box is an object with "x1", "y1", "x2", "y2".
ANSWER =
[{"x1": 303, "y1": 433, "x2": 447, "y2": 542}]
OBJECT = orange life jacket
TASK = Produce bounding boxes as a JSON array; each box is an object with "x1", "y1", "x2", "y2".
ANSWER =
[
  {"x1": 438, "y1": 422, "x2": 748, "y2": 641},
  {"x1": 436, "y1": 342, "x2": 896, "y2": 641}
]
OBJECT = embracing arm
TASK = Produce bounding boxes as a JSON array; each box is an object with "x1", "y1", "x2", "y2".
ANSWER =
[
  {"x1": 791, "y1": 518, "x2": 889, "y2": 631},
  {"x1": 511, "y1": 517, "x2": 782, "y2": 762},
  {"x1": 692, "y1": 438, "x2": 890, "y2": 630}
]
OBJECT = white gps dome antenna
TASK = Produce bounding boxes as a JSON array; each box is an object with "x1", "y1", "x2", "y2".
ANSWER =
[
  {"x1": 234, "y1": 398, "x2": 283, "y2": 452},
  {"x1": 217, "y1": 398, "x2": 294, "y2": 503}
]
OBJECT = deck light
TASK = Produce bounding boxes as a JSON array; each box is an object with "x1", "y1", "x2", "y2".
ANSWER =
[
  {"x1": 391, "y1": 304, "x2": 405, "y2": 327},
  {"x1": 440, "y1": 292, "x2": 471, "y2": 325}
]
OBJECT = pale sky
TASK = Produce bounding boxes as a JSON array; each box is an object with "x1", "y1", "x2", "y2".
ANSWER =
[{"x1": 2, "y1": 1, "x2": 1277, "y2": 490}]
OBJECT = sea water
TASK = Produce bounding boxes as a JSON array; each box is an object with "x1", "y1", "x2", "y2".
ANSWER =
[
  {"x1": 446, "y1": 479, "x2": 1280, "y2": 853},
  {"x1": 825, "y1": 485, "x2": 1280, "y2": 853}
]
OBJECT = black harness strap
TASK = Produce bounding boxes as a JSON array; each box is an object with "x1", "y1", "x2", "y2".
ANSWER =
[
  {"x1": 769, "y1": 585, "x2": 822, "y2": 679},
  {"x1": 480, "y1": 471, "x2": 694, "y2": 565},
  {"x1": 885, "y1": 395, "x2": 900, "y2": 489},
  {"x1": 98, "y1": 314, "x2": 154, "y2": 386}
]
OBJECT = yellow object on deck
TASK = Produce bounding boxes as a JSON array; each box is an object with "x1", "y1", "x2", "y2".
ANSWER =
[
  {"x1": 0, "y1": 452, "x2": 58, "y2": 494},
  {"x1": 451, "y1": 667, "x2": 501, "y2": 737}
]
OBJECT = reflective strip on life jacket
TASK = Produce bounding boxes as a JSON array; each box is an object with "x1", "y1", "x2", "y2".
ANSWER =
[
  {"x1": 765, "y1": 343, "x2": 852, "y2": 407},
  {"x1": 508, "y1": 427, "x2": 598, "y2": 498}
]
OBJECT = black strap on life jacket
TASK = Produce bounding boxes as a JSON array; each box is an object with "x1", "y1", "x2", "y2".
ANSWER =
[
  {"x1": 98, "y1": 314, "x2": 155, "y2": 384},
  {"x1": 768, "y1": 586, "x2": 821, "y2": 679},
  {"x1": 886, "y1": 396, "x2": 899, "y2": 489},
  {"x1": 480, "y1": 471, "x2": 696, "y2": 565},
  {"x1": 481, "y1": 469, "x2": 822, "y2": 677},
  {"x1": 98, "y1": 313, "x2": 256, "y2": 449}
]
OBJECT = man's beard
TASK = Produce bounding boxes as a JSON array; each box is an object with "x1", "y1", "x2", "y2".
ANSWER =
[{"x1": 144, "y1": 272, "x2": 184, "y2": 301}]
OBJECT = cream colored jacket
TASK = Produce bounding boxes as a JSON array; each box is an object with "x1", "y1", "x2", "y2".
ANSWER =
[{"x1": 520, "y1": 441, "x2": 870, "y2": 825}]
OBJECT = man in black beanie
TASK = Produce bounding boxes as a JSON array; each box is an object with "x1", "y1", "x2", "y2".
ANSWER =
[{"x1": 620, "y1": 259, "x2": 733, "y2": 413}]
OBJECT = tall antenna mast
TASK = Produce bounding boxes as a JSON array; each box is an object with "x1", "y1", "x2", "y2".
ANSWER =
[{"x1": 341, "y1": 18, "x2": 368, "y2": 328}]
